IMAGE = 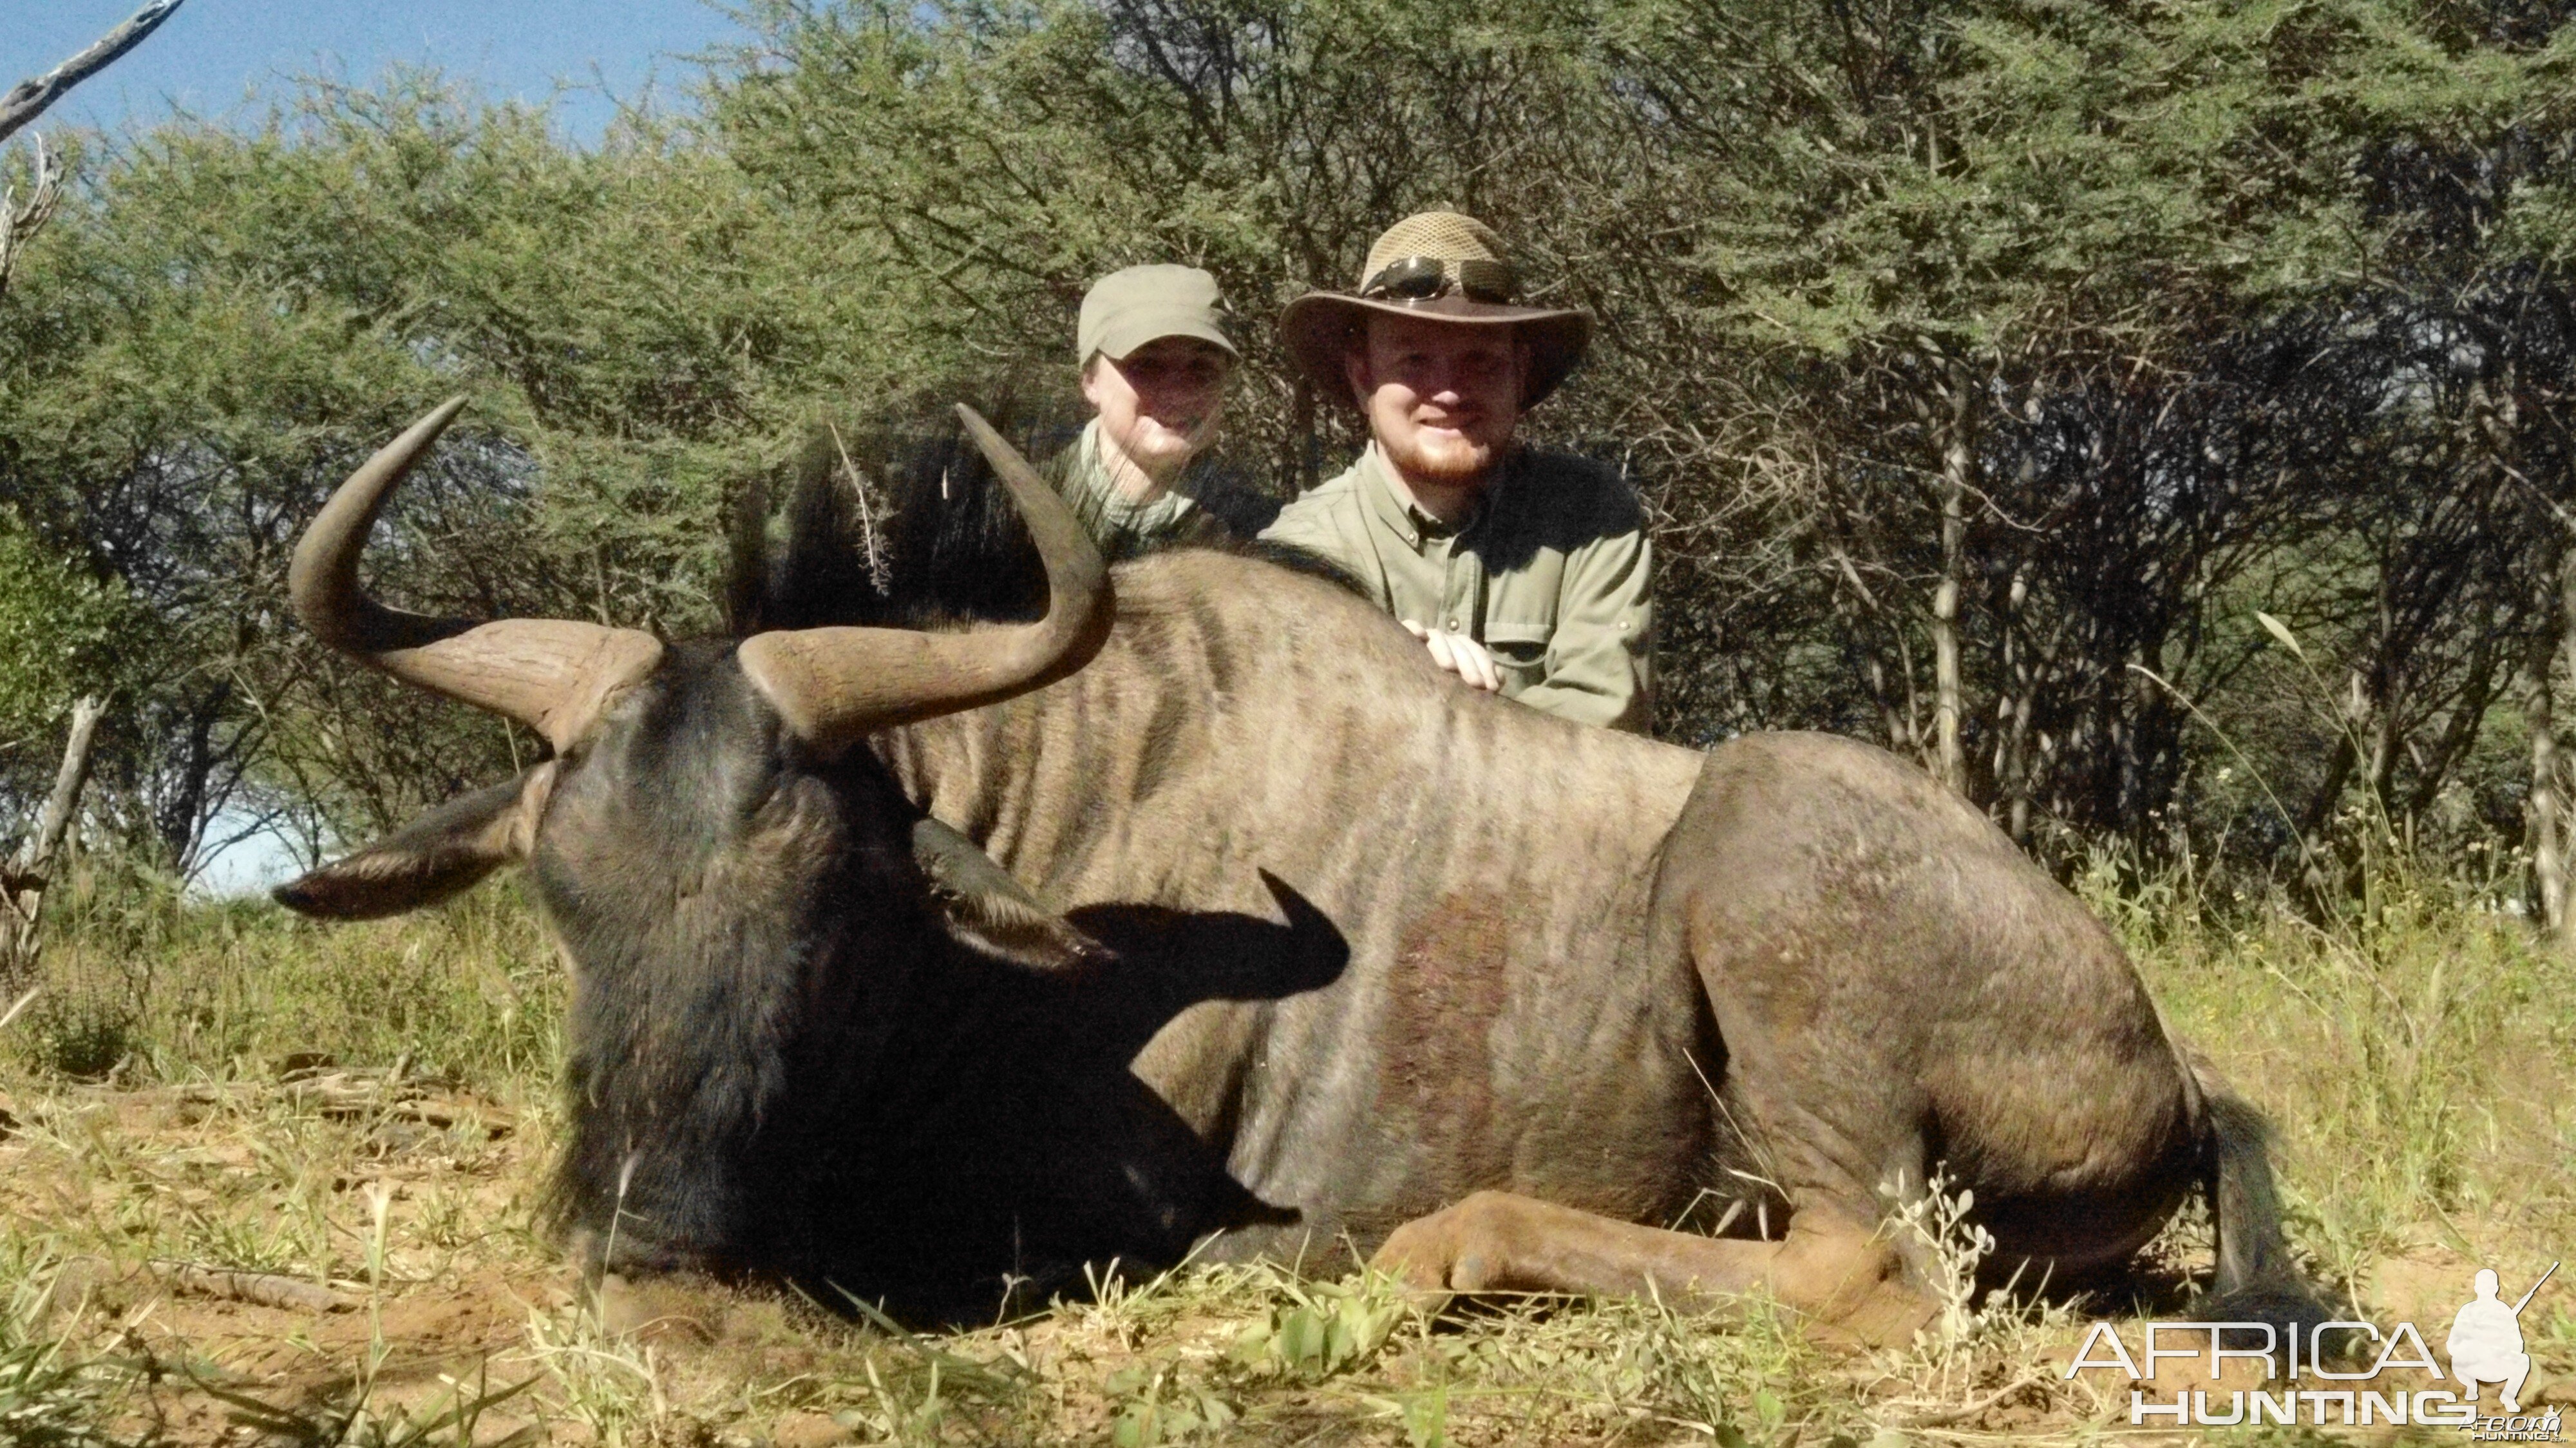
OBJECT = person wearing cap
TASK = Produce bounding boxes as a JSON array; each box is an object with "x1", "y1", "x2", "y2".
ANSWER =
[
  {"x1": 1261, "y1": 211, "x2": 1652, "y2": 733},
  {"x1": 1052, "y1": 263, "x2": 1274, "y2": 561}
]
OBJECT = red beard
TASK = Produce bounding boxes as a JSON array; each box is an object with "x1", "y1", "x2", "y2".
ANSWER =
[{"x1": 1381, "y1": 426, "x2": 1499, "y2": 484}]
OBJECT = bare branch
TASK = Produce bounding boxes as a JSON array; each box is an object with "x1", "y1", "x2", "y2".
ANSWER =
[
  {"x1": 0, "y1": 0, "x2": 187, "y2": 146},
  {"x1": 0, "y1": 132, "x2": 64, "y2": 300}
]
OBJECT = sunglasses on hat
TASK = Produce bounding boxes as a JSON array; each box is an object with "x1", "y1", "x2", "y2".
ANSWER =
[{"x1": 1358, "y1": 255, "x2": 1519, "y2": 305}]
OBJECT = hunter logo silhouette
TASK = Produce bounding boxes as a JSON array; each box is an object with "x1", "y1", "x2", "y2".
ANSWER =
[{"x1": 2451, "y1": 1262, "x2": 2556, "y2": 1415}]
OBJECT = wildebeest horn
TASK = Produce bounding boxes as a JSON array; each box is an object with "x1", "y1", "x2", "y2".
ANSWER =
[
  {"x1": 291, "y1": 397, "x2": 664, "y2": 751},
  {"x1": 736, "y1": 405, "x2": 1113, "y2": 755}
]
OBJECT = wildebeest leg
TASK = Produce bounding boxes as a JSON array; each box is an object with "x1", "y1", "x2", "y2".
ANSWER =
[
  {"x1": 1641, "y1": 737, "x2": 2217, "y2": 1304},
  {"x1": 1369, "y1": 1191, "x2": 1935, "y2": 1346}
]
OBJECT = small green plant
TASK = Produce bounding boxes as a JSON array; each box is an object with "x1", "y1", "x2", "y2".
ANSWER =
[
  {"x1": 522, "y1": 1304, "x2": 671, "y2": 1447},
  {"x1": 1104, "y1": 1358, "x2": 1237, "y2": 1446},
  {"x1": 1227, "y1": 1271, "x2": 1408, "y2": 1382},
  {"x1": 1879, "y1": 1169, "x2": 1999, "y2": 1368},
  {"x1": 1392, "y1": 1382, "x2": 1448, "y2": 1448},
  {"x1": 23, "y1": 1003, "x2": 133, "y2": 1081},
  {"x1": 0, "y1": 1248, "x2": 127, "y2": 1448}
]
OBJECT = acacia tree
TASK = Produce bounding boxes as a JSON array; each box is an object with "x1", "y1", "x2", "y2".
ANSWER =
[
  {"x1": 0, "y1": 0, "x2": 184, "y2": 964},
  {"x1": 0, "y1": 69, "x2": 925, "y2": 870},
  {"x1": 1588, "y1": 0, "x2": 2576, "y2": 877},
  {"x1": 5, "y1": 0, "x2": 2573, "y2": 909}
]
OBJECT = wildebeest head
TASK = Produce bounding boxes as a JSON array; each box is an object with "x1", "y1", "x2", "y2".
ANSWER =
[{"x1": 271, "y1": 399, "x2": 1115, "y2": 1281}]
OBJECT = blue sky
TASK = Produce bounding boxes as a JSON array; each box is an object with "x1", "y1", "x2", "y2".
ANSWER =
[{"x1": 4, "y1": 0, "x2": 756, "y2": 145}]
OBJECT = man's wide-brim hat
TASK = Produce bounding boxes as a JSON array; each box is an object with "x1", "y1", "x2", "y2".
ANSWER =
[{"x1": 1280, "y1": 210, "x2": 1591, "y2": 410}]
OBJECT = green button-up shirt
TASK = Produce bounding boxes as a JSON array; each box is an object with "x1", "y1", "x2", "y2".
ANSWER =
[
  {"x1": 1048, "y1": 421, "x2": 1275, "y2": 562},
  {"x1": 1261, "y1": 444, "x2": 1654, "y2": 732}
]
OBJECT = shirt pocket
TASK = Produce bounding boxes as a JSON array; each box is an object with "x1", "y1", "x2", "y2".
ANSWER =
[{"x1": 1482, "y1": 620, "x2": 1553, "y2": 694}]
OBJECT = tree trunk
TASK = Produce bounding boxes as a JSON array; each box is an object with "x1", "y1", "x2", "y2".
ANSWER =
[
  {"x1": 1992, "y1": 564, "x2": 2036, "y2": 843},
  {"x1": 2557, "y1": 546, "x2": 2576, "y2": 953},
  {"x1": 2296, "y1": 731, "x2": 2357, "y2": 906},
  {"x1": 1929, "y1": 363, "x2": 1973, "y2": 795},
  {"x1": 2523, "y1": 623, "x2": 2564, "y2": 935},
  {"x1": 3, "y1": 694, "x2": 106, "y2": 984}
]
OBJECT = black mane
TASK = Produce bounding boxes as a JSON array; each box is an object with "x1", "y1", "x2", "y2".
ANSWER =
[
  {"x1": 728, "y1": 404, "x2": 1072, "y2": 634},
  {"x1": 727, "y1": 403, "x2": 1354, "y2": 638}
]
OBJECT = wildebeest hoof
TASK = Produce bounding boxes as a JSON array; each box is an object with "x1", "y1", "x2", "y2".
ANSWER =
[
  {"x1": 1370, "y1": 1193, "x2": 1534, "y2": 1310},
  {"x1": 1807, "y1": 1279, "x2": 1940, "y2": 1352},
  {"x1": 593, "y1": 1272, "x2": 717, "y2": 1344},
  {"x1": 1367, "y1": 1214, "x2": 1470, "y2": 1313},
  {"x1": 1772, "y1": 1226, "x2": 1938, "y2": 1349}
]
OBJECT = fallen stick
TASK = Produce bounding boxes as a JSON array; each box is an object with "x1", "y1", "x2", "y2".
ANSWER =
[
  {"x1": 1902, "y1": 1369, "x2": 2047, "y2": 1429},
  {"x1": 125, "y1": 1074, "x2": 507, "y2": 1136},
  {"x1": 156, "y1": 1262, "x2": 356, "y2": 1313}
]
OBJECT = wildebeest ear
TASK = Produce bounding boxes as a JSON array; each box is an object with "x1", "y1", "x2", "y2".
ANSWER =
[
  {"x1": 274, "y1": 765, "x2": 555, "y2": 920},
  {"x1": 910, "y1": 817, "x2": 1109, "y2": 973}
]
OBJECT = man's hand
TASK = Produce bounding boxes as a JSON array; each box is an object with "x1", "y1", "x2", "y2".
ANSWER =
[{"x1": 1401, "y1": 619, "x2": 1502, "y2": 692}]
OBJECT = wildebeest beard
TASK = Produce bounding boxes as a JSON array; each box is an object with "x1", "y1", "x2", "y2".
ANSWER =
[
  {"x1": 526, "y1": 414, "x2": 1341, "y2": 1317},
  {"x1": 535, "y1": 700, "x2": 1334, "y2": 1313}
]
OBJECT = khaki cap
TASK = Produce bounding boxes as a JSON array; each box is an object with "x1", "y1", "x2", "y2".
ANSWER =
[
  {"x1": 1077, "y1": 265, "x2": 1238, "y2": 364},
  {"x1": 1279, "y1": 211, "x2": 1591, "y2": 410}
]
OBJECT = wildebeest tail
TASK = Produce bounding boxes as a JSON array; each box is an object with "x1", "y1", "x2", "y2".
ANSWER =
[{"x1": 2193, "y1": 1063, "x2": 2333, "y2": 1337}]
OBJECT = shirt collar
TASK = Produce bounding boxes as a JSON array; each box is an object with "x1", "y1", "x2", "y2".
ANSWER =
[{"x1": 1069, "y1": 419, "x2": 1198, "y2": 528}]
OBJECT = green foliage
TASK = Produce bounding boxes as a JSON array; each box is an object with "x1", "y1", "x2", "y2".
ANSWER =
[
  {"x1": 1227, "y1": 1272, "x2": 1406, "y2": 1381},
  {"x1": 0, "y1": 512, "x2": 133, "y2": 752},
  {"x1": 1104, "y1": 1358, "x2": 1238, "y2": 1445},
  {"x1": 0, "y1": 1245, "x2": 126, "y2": 1448},
  {"x1": 0, "y1": 0, "x2": 2568, "y2": 881},
  {"x1": 2085, "y1": 844, "x2": 2576, "y2": 1279}
]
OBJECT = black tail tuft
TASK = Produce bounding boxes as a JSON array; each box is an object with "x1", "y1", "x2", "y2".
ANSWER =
[{"x1": 2195, "y1": 1069, "x2": 2338, "y2": 1349}]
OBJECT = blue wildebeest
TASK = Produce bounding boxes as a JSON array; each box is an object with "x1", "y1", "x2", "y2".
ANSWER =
[{"x1": 278, "y1": 399, "x2": 2320, "y2": 1340}]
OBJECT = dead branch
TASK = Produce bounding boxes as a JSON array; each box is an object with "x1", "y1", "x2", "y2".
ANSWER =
[
  {"x1": 1, "y1": 696, "x2": 107, "y2": 982},
  {"x1": 1900, "y1": 1368, "x2": 2049, "y2": 1428},
  {"x1": 0, "y1": 132, "x2": 64, "y2": 301},
  {"x1": 139, "y1": 1065, "x2": 513, "y2": 1138},
  {"x1": 0, "y1": 1, "x2": 188, "y2": 146}
]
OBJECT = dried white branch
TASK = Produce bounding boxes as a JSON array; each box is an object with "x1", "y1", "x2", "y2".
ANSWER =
[{"x1": 0, "y1": 0, "x2": 188, "y2": 145}]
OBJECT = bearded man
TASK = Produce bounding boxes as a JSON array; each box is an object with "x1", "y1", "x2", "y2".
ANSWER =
[{"x1": 1261, "y1": 212, "x2": 1651, "y2": 733}]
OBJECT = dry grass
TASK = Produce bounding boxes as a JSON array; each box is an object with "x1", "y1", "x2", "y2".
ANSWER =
[{"x1": 0, "y1": 865, "x2": 2568, "y2": 1446}]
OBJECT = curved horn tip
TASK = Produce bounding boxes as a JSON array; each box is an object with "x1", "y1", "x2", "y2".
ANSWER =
[
  {"x1": 375, "y1": 395, "x2": 473, "y2": 457},
  {"x1": 414, "y1": 394, "x2": 473, "y2": 435},
  {"x1": 952, "y1": 403, "x2": 1005, "y2": 452}
]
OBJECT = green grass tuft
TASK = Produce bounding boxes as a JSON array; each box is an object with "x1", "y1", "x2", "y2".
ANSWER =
[{"x1": 13, "y1": 873, "x2": 561, "y2": 1095}]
